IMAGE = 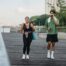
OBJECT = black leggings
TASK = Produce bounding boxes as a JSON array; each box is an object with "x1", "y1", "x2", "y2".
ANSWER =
[{"x1": 23, "y1": 37, "x2": 32, "y2": 54}]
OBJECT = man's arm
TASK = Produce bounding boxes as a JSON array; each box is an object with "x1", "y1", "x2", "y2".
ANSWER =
[
  {"x1": 53, "y1": 16, "x2": 59, "y2": 26},
  {"x1": 45, "y1": 19, "x2": 48, "y2": 30}
]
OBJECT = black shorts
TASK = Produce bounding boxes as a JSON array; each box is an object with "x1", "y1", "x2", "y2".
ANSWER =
[{"x1": 46, "y1": 34, "x2": 58, "y2": 42}]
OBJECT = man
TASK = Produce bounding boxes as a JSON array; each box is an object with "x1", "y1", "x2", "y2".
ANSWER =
[{"x1": 45, "y1": 10, "x2": 59, "y2": 59}]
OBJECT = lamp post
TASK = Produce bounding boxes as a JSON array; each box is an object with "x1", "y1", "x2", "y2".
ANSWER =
[{"x1": 37, "y1": 18, "x2": 40, "y2": 33}]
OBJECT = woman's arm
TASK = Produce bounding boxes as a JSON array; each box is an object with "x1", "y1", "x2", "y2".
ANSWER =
[
  {"x1": 20, "y1": 24, "x2": 24, "y2": 34},
  {"x1": 30, "y1": 23, "x2": 35, "y2": 31}
]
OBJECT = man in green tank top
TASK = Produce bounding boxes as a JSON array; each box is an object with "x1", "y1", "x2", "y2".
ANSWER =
[{"x1": 45, "y1": 10, "x2": 59, "y2": 59}]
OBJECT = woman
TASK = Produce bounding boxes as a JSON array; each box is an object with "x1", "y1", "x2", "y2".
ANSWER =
[
  {"x1": 45, "y1": 10, "x2": 59, "y2": 59},
  {"x1": 20, "y1": 16, "x2": 35, "y2": 59}
]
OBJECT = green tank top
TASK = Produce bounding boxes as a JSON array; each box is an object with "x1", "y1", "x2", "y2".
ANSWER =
[{"x1": 45, "y1": 19, "x2": 58, "y2": 34}]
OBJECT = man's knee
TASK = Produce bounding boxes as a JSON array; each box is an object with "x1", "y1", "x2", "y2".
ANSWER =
[{"x1": 52, "y1": 42, "x2": 55, "y2": 47}]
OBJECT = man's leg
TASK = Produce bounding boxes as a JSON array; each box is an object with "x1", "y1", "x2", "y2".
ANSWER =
[
  {"x1": 51, "y1": 42, "x2": 55, "y2": 59},
  {"x1": 47, "y1": 41, "x2": 52, "y2": 50},
  {"x1": 52, "y1": 42, "x2": 55, "y2": 51},
  {"x1": 47, "y1": 41, "x2": 52, "y2": 58}
]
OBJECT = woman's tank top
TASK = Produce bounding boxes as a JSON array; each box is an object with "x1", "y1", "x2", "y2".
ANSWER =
[
  {"x1": 23, "y1": 23, "x2": 33, "y2": 39},
  {"x1": 23, "y1": 23, "x2": 33, "y2": 32}
]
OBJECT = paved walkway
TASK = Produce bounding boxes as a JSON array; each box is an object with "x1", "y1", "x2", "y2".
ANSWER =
[
  {"x1": 0, "y1": 33, "x2": 10, "y2": 66},
  {"x1": 2, "y1": 33, "x2": 66, "y2": 66}
]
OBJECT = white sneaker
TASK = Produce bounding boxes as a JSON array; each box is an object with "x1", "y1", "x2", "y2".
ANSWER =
[
  {"x1": 22, "y1": 54, "x2": 25, "y2": 59},
  {"x1": 47, "y1": 50, "x2": 51, "y2": 59},
  {"x1": 51, "y1": 51, "x2": 54, "y2": 59},
  {"x1": 26, "y1": 55, "x2": 29, "y2": 59}
]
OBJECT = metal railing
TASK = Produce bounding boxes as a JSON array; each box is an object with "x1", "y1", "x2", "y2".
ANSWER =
[{"x1": 35, "y1": 26, "x2": 66, "y2": 33}]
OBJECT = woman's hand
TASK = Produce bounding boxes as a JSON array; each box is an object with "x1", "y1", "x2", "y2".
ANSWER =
[
  {"x1": 20, "y1": 23, "x2": 25, "y2": 34},
  {"x1": 25, "y1": 32, "x2": 28, "y2": 35},
  {"x1": 25, "y1": 32, "x2": 28, "y2": 38},
  {"x1": 31, "y1": 23, "x2": 35, "y2": 31}
]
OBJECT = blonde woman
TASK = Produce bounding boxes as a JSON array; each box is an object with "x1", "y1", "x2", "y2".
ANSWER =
[{"x1": 20, "y1": 16, "x2": 35, "y2": 59}]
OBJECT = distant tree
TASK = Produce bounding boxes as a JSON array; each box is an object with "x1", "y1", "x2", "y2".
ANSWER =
[
  {"x1": 57, "y1": 0, "x2": 66, "y2": 26},
  {"x1": 30, "y1": 14, "x2": 49, "y2": 26}
]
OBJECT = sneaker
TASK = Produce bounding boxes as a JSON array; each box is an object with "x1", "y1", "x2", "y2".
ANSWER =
[
  {"x1": 22, "y1": 54, "x2": 25, "y2": 59},
  {"x1": 51, "y1": 51, "x2": 54, "y2": 59},
  {"x1": 47, "y1": 50, "x2": 51, "y2": 59},
  {"x1": 26, "y1": 55, "x2": 29, "y2": 59}
]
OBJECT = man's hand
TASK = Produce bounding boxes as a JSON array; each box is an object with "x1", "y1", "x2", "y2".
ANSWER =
[
  {"x1": 53, "y1": 16, "x2": 59, "y2": 26},
  {"x1": 48, "y1": 27, "x2": 52, "y2": 32}
]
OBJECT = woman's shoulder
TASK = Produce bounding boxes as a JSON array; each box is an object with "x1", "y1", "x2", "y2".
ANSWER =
[
  {"x1": 21, "y1": 23, "x2": 25, "y2": 29},
  {"x1": 22, "y1": 23, "x2": 25, "y2": 26}
]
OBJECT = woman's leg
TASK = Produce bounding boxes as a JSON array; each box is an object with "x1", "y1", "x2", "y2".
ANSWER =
[
  {"x1": 27, "y1": 39, "x2": 32, "y2": 54},
  {"x1": 26, "y1": 39, "x2": 32, "y2": 59},
  {"x1": 23, "y1": 43, "x2": 27, "y2": 54},
  {"x1": 23, "y1": 39, "x2": 27, "y2": 54},
  {"x1": 22, "y1": 38, "x2": 27, "y2": 59}
]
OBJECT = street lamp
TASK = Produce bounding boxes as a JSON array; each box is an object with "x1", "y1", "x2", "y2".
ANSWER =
[{"x1": 37, "y1": 18, "x2": 41, "y2": 33}]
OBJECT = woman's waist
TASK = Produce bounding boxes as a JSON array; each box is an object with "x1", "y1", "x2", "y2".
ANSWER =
[{"x1": 24, "y1": 30, "x2": 33, "y2": 33}]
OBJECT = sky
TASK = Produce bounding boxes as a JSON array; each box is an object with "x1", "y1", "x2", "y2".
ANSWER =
[{"x1": 0, "y1": 0, "x2": 45, "y2": 26}]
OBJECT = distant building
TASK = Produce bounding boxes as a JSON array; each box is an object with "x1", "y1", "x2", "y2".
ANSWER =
[
  {"x1": 45, "y1": 0, "x2": 60, "y2": 14},
  {"x1": 0, "y1": 25, "x2": 21, "y2": 33}
]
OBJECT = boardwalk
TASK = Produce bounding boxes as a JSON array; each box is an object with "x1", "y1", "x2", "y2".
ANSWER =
[{"x1": 2, "y1": 33, "x2": 66, "y2": 66}]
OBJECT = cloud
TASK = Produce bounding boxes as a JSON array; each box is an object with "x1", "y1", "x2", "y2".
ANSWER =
[
  {"x1": 17, "y1": 7, "x2": 35, "y2": 13},
  {"x1": 17, "y1": 7, "x2": 44, "y2": 14}
]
